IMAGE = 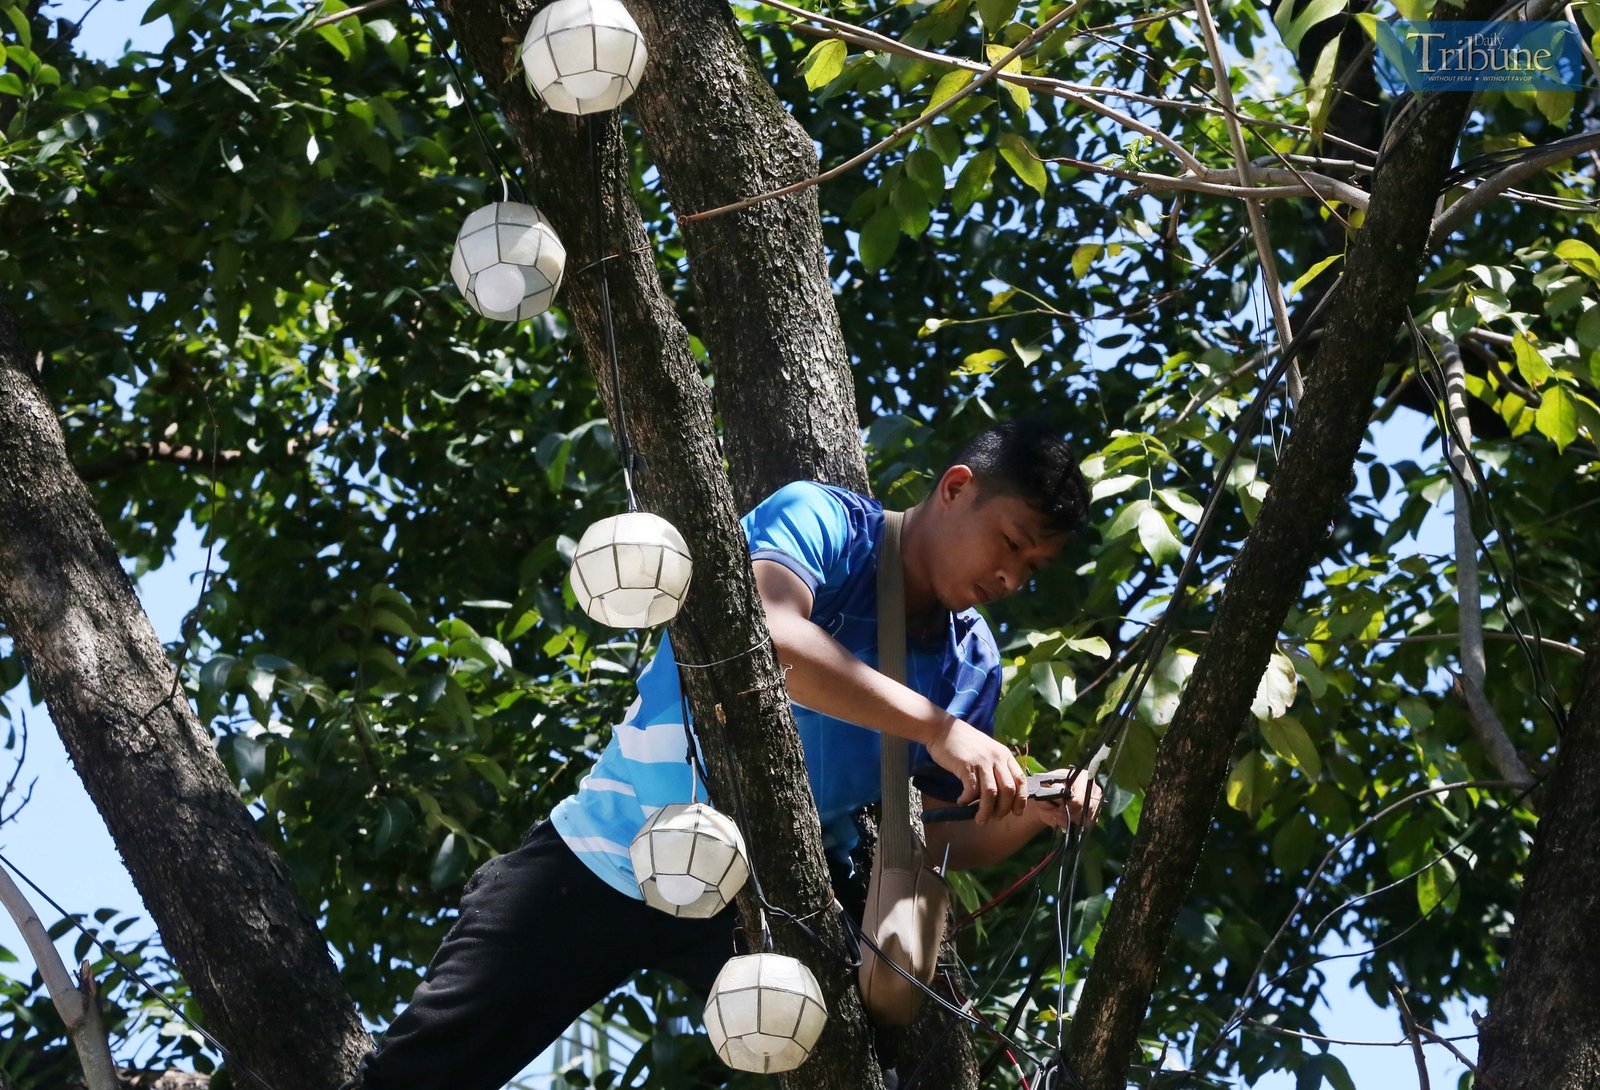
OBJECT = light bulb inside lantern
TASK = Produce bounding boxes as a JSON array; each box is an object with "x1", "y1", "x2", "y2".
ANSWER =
[
  {"x1": 704, "y1": 954, "x2": 828, "y2": 1073},
  {"x1": 474, "y1": 264, "x2": 527, "y2": 315},
  {"x1": 654, "y1": 873, "x2": 706, "y2": 906},
  {"x1": 570, "y1": 512, "x2": 692, "y2": 629}
]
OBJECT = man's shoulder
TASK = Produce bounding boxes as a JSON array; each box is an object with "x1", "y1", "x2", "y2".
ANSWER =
[{"x1": 760, "y1": 479, "x2": 877, "y2": 512}]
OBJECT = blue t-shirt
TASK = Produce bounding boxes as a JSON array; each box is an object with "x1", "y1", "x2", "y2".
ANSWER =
[{"x1": 551, "y1": 481, "x2": 1003, "y2": 899}]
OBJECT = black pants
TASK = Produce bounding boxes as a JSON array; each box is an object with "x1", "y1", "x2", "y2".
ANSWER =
[{"x1": 343, "y1": 822, "x2": 738, "y2": 1090}]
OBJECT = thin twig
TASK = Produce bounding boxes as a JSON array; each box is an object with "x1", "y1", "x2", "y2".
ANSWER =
[
  {"x1": 1193, "y1": 0, "x2": 1303, "y2": 405},
  {"x1": 1245, "y1": 1020, "x2": 1478, "y2": 1049},
  {"x1": 1430, "y1": 131, "x2": 1600, "y2": 245},
  {"x1": 306, "y1": 0, "x2": 399, "y2": 31},
  {"x1": 684, "y1": 0, "x2": 1093, "y2": 222},
  {"x1": 1388, "y1": 982, "x2": 1431, "y2": 1090}
]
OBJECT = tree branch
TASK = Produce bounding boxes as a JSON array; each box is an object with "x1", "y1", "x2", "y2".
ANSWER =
[
  {"x1": 683, "y1": 0, "x2": 1157, "y2": 223},
  {"x1": 0, "y1": 864, "x2": 117, "y2": 1090},
  {"x1": 1429, "y1": 131, "x2": 1600, "y2": 247},
  {"x1": 1061, "y1": 0, "x2": 1500, "y2": 1074},
  {"x1": 1389, "y1": 982, "x2": 1432, "y2": 1090},
  {"x1": 1193, "y1": 0, "x2": 1303, "y2": 404},
  {"x1": 74, "y1": 423, "x2": 336, "y2": 482}
]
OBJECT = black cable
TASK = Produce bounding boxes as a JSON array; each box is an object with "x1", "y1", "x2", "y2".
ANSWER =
[
  {"x1": 408, "y1": 0, "x2": 528, "y2": 203},
  {"x1": 588, "y1": 112, "x2": 641, "y2": 512},
  {"x1": 0, "y1": 850, "x2": 278, "y2": 1090}
]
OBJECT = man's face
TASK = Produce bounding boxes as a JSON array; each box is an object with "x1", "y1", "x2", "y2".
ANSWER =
[{"x1": 926, "y1": 468, "x2": 1065, "y2": 612}]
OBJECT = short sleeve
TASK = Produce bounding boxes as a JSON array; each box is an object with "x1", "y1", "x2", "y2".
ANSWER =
[{"x1": 741, "y1": 481, "x2": 853, "y2": 597}]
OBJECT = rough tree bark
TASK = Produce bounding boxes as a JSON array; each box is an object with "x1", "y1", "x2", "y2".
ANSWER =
[
  {"x1": 434, "y1": 4, "x2": 885, "y2": 1087},
  {"x1": 625, "y1": 0, "x2": 869, "y2": 511},
  {"x1": 1063, "y1": 3, "x2": 1500, "y2": 1083},
  {"x1": 1477, "y1": 618, "x2": 1600, "y2": 1090},
  {"x1": 0, "y1": 303, "x2": 371, "y2": 1088}
]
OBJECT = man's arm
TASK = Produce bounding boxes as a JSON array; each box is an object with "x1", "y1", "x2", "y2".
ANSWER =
[{"x1": 754, "y1": 558, "x2": 1027, "y2": 823}]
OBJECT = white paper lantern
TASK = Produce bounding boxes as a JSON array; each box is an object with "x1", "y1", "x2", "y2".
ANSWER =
[
  {"x1": 568, "y1": 512, "x2": 692, "y2": 628},
  {"x1": 520, "y1": 0, "x2": 648, "y2": 116},
  {"x1": 704, "y1": 953, "x2": 828, "y2": 1073},
  {"x1": 450, "y1": 202, "x2": 566, "y2": 321},
  {"x1": 630, "y1": 803, "x2": 749, "y2": 918}
]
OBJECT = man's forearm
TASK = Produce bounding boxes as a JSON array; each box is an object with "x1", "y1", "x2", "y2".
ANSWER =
[
  {"x1": 768, "y1": 611, "x2": 956, "y2": 746},
  {"x1": 923, "y1": 803, "x2": 1049, "y2": 871}
]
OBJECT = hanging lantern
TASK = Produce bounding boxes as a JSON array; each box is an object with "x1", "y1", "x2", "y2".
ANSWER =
[
  {"x1": 520, "y1": 0, "x2": 648, "y2": 116},
  {"x1": 704, "y1": 953, "x2": 828, "y2": 1074},
  {"x1": 630, "y1": 803, "x2": 749, "y2": 918},
  {"x1": 450, "y1": 202, "x2": 566, "y2": 321},
  {"x1": 568, "y1": 512, "x2": 692, "y2": 628}
]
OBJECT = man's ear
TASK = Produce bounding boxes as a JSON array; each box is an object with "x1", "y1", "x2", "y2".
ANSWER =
[{"x1": 936, "y1": 464, "x2": 976, "y2": 506}]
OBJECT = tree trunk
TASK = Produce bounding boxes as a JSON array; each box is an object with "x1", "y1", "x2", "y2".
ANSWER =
[
  {"x1": 0, "y1": 304, "x2": 371, "y2": 1088},
  {"x1": 1063, "y1": 8, "x2": 1499, "y2": 1083},
  {"x1": 433, "y1": 5, "x2": 884, "y2": 1086},
  {"x1": 1476, "y1": 620, "x2": 1600, "y2": 1089},
  {"x1": 625, "y1": 0, "x2": 869, "y2": 510}
]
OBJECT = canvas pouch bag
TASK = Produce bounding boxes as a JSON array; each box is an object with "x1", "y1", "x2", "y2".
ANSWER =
[{"x1": 857, "y1": 509, "x2": 950, "y2": 1025}]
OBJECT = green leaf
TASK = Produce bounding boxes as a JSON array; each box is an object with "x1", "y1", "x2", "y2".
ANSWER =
[
  {"x1": 1155, "y1": 488, "x2": 1203, "y2": 523},
  {"x1": 998, "y1": 133, "x2": 1048, "y2": 194},
  {"x1": 978, "y1": 0, "x2": 1020, "y2": 33},
  {"x1": 1271, "y1": 812, "x2": 1319, "y2": 873},
  {"x1": 1555, "y1": 238, "x2": 1600, "y2": 283},
  {"x1": 1535, "y1": 88, "x2": 1574, "y2": 127},
  {"x1": 1274, "y1": 0, "x2": 1348, "y2": 53},
  {"x1": 1090, "y1": 473, "x2": 1141, "y2": 500},
  {"x1": 953, "y1": 148, "x2": 996, "y2": 215},
  {"x1": 993, "y1": 674, "x2": 1037, "y2": 744},
  {"x1": 218, "y1": 71, "x2": 260, "y2": 103},
  {"x1": 905, "y1": 148, "x2": 945, "y2": 199},
  {"x1": 956, "y1": 347, "x2": 1007, "y2": 376},
  {"x1": 1288, "y1": 253, "x2": 1342, "y2": 296},
  {"x1": 983, "y1": 45, "x2": 1031, "y2": 112},
  {"x1": 1071, "y1": 243, "x2": 1101, "y2": 279},
  {"x1": 1029, "y1": 661, "x2": 1076, "y2": 714},
  {"x1": 0, "y1": 73, "x2": 24, "y2": 96},
  {"x1": 923, "y1": 69, "x2": 974, "y2": 116},
  {"x1": 1065, "y1": 636, "x2": 1111, "y2": 659},
  {"x1": 1261, "y1": 715, "x2": 1322, "y2": 779},
  {"x1": 1137, "y1": 505, "x2": 1181, "y2": 565},
  {"x1": 802, "y1": 39, "x2": 847, "y2": 91},
  {"x1": 1536, "y1": 384, "x2": 1578, "y2": 453},
  {"x1": 1226, "y1": 751, "x2": 1267, "y2": 815},
  {"x1": 859, "y1": 205, "x2": 901, "y2": 271},
  {"x1": 1513, "y1": 332, "x2": 1551, "y2": 388},
  {"x1": 892, "y1": 179, "x2": 932, "y2": 238},
  {"x1": 1251, "y1": 653, "x2": 1299, "y2": 720},
  {"x1": 315, "y1": 23, "x2": 352, "y2": 60},
  {"x1": 430, "y1": 832, "x2": 471, "y2": 890},
  {"x1": 1417, "y1": 857, "x2": 1458, "y2": 916},
  {"x1": 1306, "y1": 37, "x2": 1340, "y2": 140}
]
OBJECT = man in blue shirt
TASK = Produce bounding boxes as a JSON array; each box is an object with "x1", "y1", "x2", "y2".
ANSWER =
[{"x1": 346, "y1": 418, "x2": 1092, "y2": 1090}]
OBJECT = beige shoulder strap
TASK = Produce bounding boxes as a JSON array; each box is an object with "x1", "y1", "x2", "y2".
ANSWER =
[{"x1": 876, "y1": 510, "x2": 915, "y2": 869}]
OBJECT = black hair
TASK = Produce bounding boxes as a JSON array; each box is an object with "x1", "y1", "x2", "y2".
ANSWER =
[{"x1": 945, "y1": 416, "x2": 1089, "y2": 536}]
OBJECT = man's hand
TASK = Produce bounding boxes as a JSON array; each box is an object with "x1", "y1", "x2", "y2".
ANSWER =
[
  {"x1": 1027, "y1": 768, "x2": 1103, "y2": 831},
  {"x1": 926, "y1": 720, "x2": 1027, "y2": 824}
]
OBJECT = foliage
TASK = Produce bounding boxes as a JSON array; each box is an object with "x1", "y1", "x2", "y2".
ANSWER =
[{"x1": 2, "y1": 0, "x2": 1598, "y2": 1084}]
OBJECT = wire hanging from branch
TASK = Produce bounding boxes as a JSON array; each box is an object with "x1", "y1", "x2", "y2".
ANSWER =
[{"x1": 588, "y1": 113, "x2": 640, "y2": 512}]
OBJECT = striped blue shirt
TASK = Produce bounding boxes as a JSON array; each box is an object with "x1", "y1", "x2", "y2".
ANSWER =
[{"x1": 551, "y1": 481, "x2": 1002, "y2": 900}]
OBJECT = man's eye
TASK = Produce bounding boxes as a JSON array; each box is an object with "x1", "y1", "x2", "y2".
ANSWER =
[{"x1": 1004, "y1": 537, "x2": 1019, "y2": 551}]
